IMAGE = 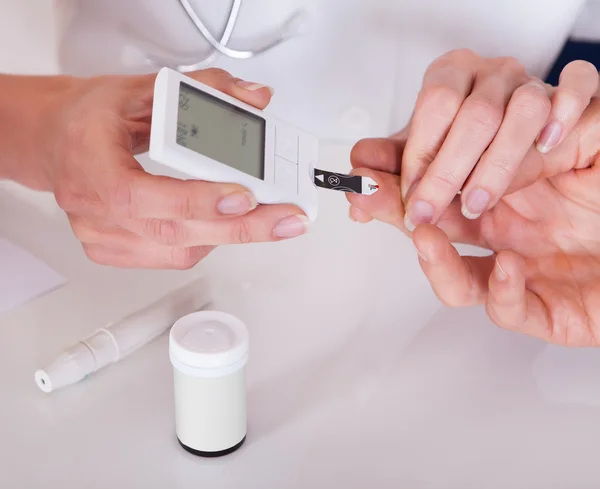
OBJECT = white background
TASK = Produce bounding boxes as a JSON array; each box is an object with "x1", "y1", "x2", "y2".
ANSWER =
[{"x1": 2, "y1": 1, "x2": 600, "y2": 488}]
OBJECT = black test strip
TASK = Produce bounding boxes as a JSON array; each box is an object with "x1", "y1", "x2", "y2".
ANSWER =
[{"x1": 313, "y1": 168, "x2": 363, "y2": 194}]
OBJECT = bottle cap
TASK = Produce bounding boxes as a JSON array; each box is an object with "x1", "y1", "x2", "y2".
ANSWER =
[{"x1": 169, "y1": 311, "x2": 249, "y2": 379}]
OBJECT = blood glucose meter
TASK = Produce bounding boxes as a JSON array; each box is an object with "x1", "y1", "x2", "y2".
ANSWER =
[{"x1": 149, "y1": 68, "x2": 377, "y2": 222}]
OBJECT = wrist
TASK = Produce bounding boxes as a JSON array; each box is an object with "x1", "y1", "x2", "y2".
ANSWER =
[{"x1": 0, "y1": 75, "x2": 82, "y2": 190}]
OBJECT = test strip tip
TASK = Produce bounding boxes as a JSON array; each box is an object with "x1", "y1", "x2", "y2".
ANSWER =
[{"x1": 362, "y1": 177, "x2": 380, "y2": 195}]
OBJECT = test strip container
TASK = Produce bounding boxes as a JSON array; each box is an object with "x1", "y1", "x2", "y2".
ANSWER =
[{"x1": 169, "y1": 310, "x2": 249, "y2": 457}]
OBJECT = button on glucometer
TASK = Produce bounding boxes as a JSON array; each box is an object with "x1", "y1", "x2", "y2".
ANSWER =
[
  {"x1": 275, "y1": 126, "x2": 299, "y2": 164},
  {"x1": 275, "y1": 156, "x2": 298, "y2": 194}
]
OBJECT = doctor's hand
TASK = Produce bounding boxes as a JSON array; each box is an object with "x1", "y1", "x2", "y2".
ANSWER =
[
  {"x1": 371, "y1": 49, "x2": 598, "y2": 228},
  {"x1": 347, "y1": 56, "x2": 600, "y2": 346},
  {"x1": 19, "y1": 69, "x2": 308, "y2": 269}
]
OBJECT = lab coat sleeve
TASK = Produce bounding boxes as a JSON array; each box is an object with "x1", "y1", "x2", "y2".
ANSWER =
[{"x1": 570, "y1": 0, "x2": 600, "y2": 42}]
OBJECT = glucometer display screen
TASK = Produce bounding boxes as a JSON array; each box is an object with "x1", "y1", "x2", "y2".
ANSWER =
[{"x1": 177, "y1": 82, "x2": 266, "y2": 179}]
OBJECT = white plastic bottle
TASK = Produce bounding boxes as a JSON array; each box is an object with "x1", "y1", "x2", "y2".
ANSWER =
[{"x1": 169, "y1": 310, "x2": 249, "y2": 457}]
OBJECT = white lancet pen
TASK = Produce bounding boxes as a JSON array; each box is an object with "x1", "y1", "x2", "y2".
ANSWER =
[{"x1": 35, "y1": 279, "x2": 211, "y2": 393}]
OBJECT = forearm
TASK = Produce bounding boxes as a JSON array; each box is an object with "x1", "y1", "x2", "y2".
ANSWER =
[{"x1": 0, "y1": 74, "x2": 75, "y2": 190}]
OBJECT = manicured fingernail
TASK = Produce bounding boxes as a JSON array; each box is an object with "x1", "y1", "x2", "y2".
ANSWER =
[
  {"x1": 536, "y1": 121, "x2": 562, "y2": 154},
  {"x1": 217, "y1": 192, "x2": 257, "y2": 215},
  {"x1": 273, "y1": 215, "x2": 310, "y2": 239},
  {"x1": 235, "y1": 79, "x2": 275, "y2": 95},
  {"x1": 495, "y1": 257, "x2": 508, "y2": 281},
  {"x1": 462, "y1": 188, "x2": 490, "y2": 220},
  {"x1": 404, "y1": 200, "x2": 434, "y2": 232}
]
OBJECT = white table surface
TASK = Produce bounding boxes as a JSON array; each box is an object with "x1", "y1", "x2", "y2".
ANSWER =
[{"x1": 2, "y1": 2, "x2": 600, "y2": 488}]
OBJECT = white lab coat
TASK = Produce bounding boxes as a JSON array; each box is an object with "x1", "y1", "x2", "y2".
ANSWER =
[{"x1": 54, "y1": 0, "x2": 598, "y2": 142}]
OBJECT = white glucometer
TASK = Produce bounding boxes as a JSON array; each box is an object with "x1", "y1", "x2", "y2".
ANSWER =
[
  {"x1": 149, "y1": 67, "x2": 319, "y2": 220},
  {"x1": 149, "y1": 68, "x2": 378, "y2": 221}
]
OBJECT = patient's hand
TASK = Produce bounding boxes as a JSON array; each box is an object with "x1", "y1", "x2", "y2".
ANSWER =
[{"x1": 347, "y1": 50, "x2": 600, "y2": 346}]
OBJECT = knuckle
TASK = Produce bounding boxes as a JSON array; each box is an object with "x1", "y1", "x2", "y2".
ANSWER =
[
  {"x1": 413, "y1": 149, "x2": 437, "y2": 167},
  {"x1": 202, "y1": 67, "x2": 231, "y2": 79},
  {"x1": 512, "y1": 85, "x2": 551, "y2": 119},
  {"x1": 54, "y1": 184, "x2": 92, "y2": 214},
  {"x1": 144, "y1": 219, "x2": 186, "y2": 245},
  {"x1": 169, "y1": 247, "x2": 200, "y2": 270},
  {"x1": 106, "y1": 179, "x2": 134, "y2": 217},
  {"x1": 170, "y1": 196, "x2": 197, "y2": 220},
  {"x1": 194, "y1": 68, "x2": 232, "y2": 89},
  {"x1": 55, "y1": 184, "x2": 104, "y2": 215},
  {"x1": 430, "y1": 168, "x2": 463, "y2": 191},
  {"x1": 54, "y1": 184, "x2": 77, "y2": 211},
  {"x1": 444, "y1": 48, "x2": 477, "y2": 63},
  {"x1": 495, "y1": 56, "x2": 526, "y2": 75},
  {"x1": 462, "y1": 96, "x2": 504, "y2": 131},
  {"x1": 486, "y1": 154, "x2": 515, "y2": 179},
  {"x1": 420, "y1": 85, "x2": 464, "y2": 119},
  {"x1": 230, "y1": 217, "x2": 253, "y2": 244},
  {"x1": 55, "y1": 182, "x2": 104, "y2": 215},
  {"x1": 485, "y1": 302, "x2": 512, "y2": 330},
  {"x1": 82, "y1": 244, "x2": 109, "y2": 266},
  {"x1": 69, "y1": 218, "x2": 98, "y2": 244}
]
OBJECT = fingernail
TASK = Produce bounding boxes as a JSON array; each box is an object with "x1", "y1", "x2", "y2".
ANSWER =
[
  {"x1": 217, "y1": 192, "x2": 257, "y2": 215},
  {"x1": 273, "y1": 215, "x2": 310, "y2": 239},
  {"x1": 235, "y1": 79, "x2": 275, "y2": 95},
  {"x1": 404, "y1": 200, "x2": 434, "y2": 232},
  {"x1": 536, "y1": 121, "x2": 562, "y2": 154},
  {"x1": 416, "y1": 248, "x2": 428, "y2": 262},
  {"x1": 462, "y1": 188, "x2": 490, "y2": 220},
  {"x1": 495, "y1": 257, "x2": 508, "y2": 281}
]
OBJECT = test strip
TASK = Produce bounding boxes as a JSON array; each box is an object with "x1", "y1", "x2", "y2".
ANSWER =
[{"x1": 313, "y1": 168, "x2": 379, "y2": 195}]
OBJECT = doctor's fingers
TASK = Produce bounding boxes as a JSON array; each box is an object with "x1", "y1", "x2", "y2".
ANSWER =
[
  {"x1": 187, "y1": 68, "x2": 274, "y2": 109},
  {"x1": 84, "y1": 242, "x2": 214, "y2": 270},
  {"x1": 536, "y1": 60, "x2": 599, "y2": 154},
  {"x1": 403, "y1": 55, "x2": 554, "y2": 228},
  {"x1": 69, "y1": 203, "x2": 309, "y2": 248},
  {"x1": 459, "y1": 62, "x2": 599, "y2": 211},
  {"x1": 347, "y1": 168, "x2": 484, "y2": 246},
  {"x1": 126, "y1": 206, "x2": 309, "y2": 245},
  {"x1": 67, "y1": 216, "x2": 213, "y2": 269}
]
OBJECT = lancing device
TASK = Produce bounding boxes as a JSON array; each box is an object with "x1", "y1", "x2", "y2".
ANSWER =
[
  {"x1": 34, "y1": 279, "x2": 211, "y2": 393},
  {"x1": 149, "y1": 68, "x2": 378, "y2": 224}
]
